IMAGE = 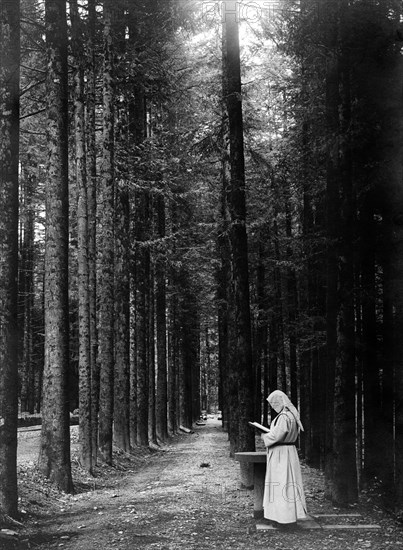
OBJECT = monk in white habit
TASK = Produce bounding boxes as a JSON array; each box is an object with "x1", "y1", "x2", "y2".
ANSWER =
[{"x1": 261, "y1": 390, "x2": 307, "y2": 528}]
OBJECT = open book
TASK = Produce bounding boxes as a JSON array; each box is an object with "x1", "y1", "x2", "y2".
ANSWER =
[{"x1": 248, "y1": 421, "x2": 270, "y2": 433}]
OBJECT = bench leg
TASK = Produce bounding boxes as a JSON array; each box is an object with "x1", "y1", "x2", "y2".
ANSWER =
[{"x1": 253, "y1": 462, "x2": 266, "y2": 518}]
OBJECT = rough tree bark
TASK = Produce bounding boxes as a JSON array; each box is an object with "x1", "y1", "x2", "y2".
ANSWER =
[
  {"x1": 148, "y1": 259, "x2": 157, "y2": 445},
  {"x1": 71, "y1": 0, "x2": 93, "y2": 474},
  {"x1": 217, "y1": 62, "x2": 232, "y2": 434},
  {"x1": 86, "y1": 0, "x2": 99, "y2": 467},
  {"x1": 114, "y1": 177, "x2": 131, "y2": 452},
  {"x1": 0, "y1": 0, "x2": 20, "y2": 517},
  {"x1": 19, "y1": 165, "x2": 35, "y2": 415},
  {"x1": 39, "y1": 0, "x2": 73, "y2": 493},
  {"x1": 332, "y1": 9, "x2": 357, "y2": 502},
  {"x1": 372, "y1": 15, "x2": 403, "y2": 510},
  {"x1": 325, "y1": 0, "x2": 357, "y2": 504},
  {"x1": 222, "y1": 1, "x2": 254, "y2": 454},
  {"x1": 136, "y1": 189, "x2": 150, "y2": 447},
  {"x1": 98, "y1": 0, "x2": 116, "y2": 464},
  {"x1": 156, "y1": 192, "x2": 168, "y2": 442}
]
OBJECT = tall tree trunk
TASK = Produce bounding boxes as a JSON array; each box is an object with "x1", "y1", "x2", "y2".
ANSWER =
[
  {"x1": 86, "y1": 0, "x2": 99, "y2": 467},
  {"x1": 222, "y1": 0, "x2": 254, "y2": 454},
  {"x1": 34, "y1": 288, "x2": 45, "y2": 414},
  {"x1": 299, "y1": 161, "x2": 312, "y2": 459},
  {"x1": 148, "y1": 259, "x2": 157, "y2": 445},
  {"x1": 217, "y1": 94, "x2": 232, "y2": 433},
  {"x1": 71, "y1": 0, "x2": 93, "y2": 474},
  {"x1": 19, "y1": 166, "x2": 35, "y2": 414},
  {"x1": 113, "y1": 2, "x2": 131, "y2": 452},
  {"x1": 272, "y1": 220, "x2": 287, "y2": 392},
  {"x1": 167, "y1": 291, "x2": 179, "y2": 435},
  {"x1": 179, "y1": 287, "x2": 199, "y2": 428},
  {"x1": 39, "y1": 0, "x2": 73, "y2": 493},
  {"x1": 375, "y1": 36, "x2": 403, "y2": 512},
  {"x1": 381, "y1": 246, "x2": 395, "y2": 502},
  {"x1": 129, "y1": 291, "x2": 138, "y2": 446},
  {"x1": 98, "y1": 0, "x2": 115, "y2": 464},
  {"x1": 268, "y1": 242, "x2": 279, "y2": 396},
  {"x1": 128, "y1": 19, "x2": 150, "y2": 445},
  {"x1": 203, "y1": 326, "x2": 210, "y2": 412},
  {"x1": 332, "y1": 22, "x2": 357, "y2": 502},
  {"x1": 167, "y1": 197, "x2": 179, "y2": 435},
  {"x1": 0, "y1": 0, "x2": 20, "y2": 516},
  {"x1": 360, "y1": 197, "x2": 381, "y2": 482},
  {"x1": 324, "y1": 6, "x2": 340, "y2": 501},
  {"x1": 191, "y1": 301, "x2": 201, "y2": 422},
  {"x1": 285, "y1": 200, "x2": 298, "y2": 406},
  {"x1": 155, "y1": 193, "x2": 168, "y2": 441},
  {"x1": 298, "y1": 0, "x2": 327, "y2": 468},
  {"x1": 355, "y1": 285, "x2": 363, "y2": 489},
  {"x1": 254, "y1": 240, "x2": 267, "y2": 421},
  {"x1": 312, "y1": 203, "x2": 327, "y2": 469},
  {"x1": 136, "y1": 190, "x2": 150, "y2": 446},
  {"x1": 114, "y1": 180, "x2": 131, "y2": 452},
  {"x1": 325, "y1": 0, "x2": 357, "y2": 503},
  {"x1": 178, "y1": 292, "x2": 188, "y2": 428}
]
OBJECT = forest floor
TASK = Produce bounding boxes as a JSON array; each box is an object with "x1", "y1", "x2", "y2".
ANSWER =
[{"x1": 2, "y1": 418, "x2": 403, "y2": 550}]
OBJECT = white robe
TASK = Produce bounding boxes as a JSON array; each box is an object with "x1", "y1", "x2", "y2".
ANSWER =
[{"x1": 261, "y1": 410, "x2": 307, "y2": 524}]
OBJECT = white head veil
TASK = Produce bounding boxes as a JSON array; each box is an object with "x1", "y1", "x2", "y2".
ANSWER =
[{"x1": 267, "y1": 390, "x2": 304, "y2": 432}]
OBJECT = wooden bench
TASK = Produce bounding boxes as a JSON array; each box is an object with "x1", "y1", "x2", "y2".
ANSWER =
[{"x1": 234, "y1": 451, "x2": 266, "y2": 518}]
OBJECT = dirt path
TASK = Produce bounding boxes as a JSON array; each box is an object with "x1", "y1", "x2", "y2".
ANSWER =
[{"x1": 6, "y1": 419, "x2": 403, "y2": 549}]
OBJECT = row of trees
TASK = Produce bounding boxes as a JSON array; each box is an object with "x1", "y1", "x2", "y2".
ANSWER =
[
  {"x1": 1, "y1": 0, "x2": 217, "y2": 517},
  {"x1": 0, "y1": 0, "x2": 258, "y2": 519},
  {"x1": 241, "y1": 0, "x2": 403, "y2": 509}
]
